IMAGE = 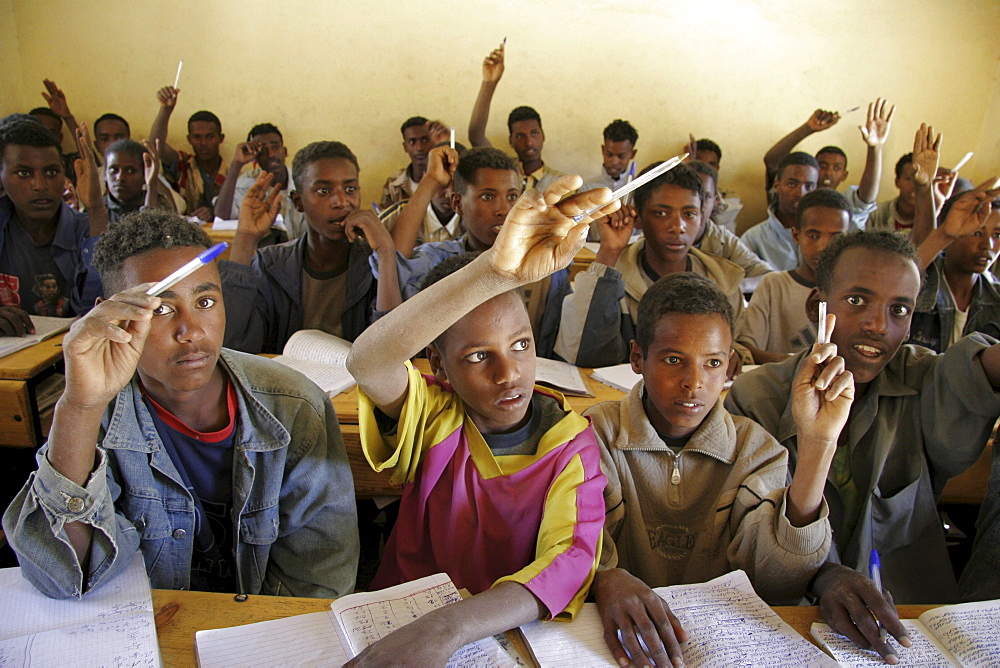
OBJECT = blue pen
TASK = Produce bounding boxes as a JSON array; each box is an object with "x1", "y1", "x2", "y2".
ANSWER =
[
  {"x1": 372, "y1": 203, "x2": 381, "y2": 215},
  {"x1": 869, "y1": 549, "x2": 888, "y2": 644},
  {"x1": 146, "y1": 242, "x2": 228, "y2": 296}
]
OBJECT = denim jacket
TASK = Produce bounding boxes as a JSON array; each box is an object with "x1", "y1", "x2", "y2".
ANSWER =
[
  {"x1": 2, "y1": 350, "x2": 359, "y2": 599},
  {"x1": 908, "y1": 256, "x2": 1000, "y2": 353}
]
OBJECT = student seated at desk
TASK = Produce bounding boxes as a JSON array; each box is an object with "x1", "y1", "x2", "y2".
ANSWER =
[
  {"x1": 103, "y1": 139, "x2": 175, "y2": 224},
  {"x1": 556, "y1": 162, "x2": 750, "y2": 369},
  {"x1": 738, "y1": 189, "x2": 852, "y2": 363},
  {"x1": 588, "y1": 272, "x2": 848, "y2": 668},
  {"x1": 2, "y1": 211, "x2": 359, "y2": 598},
  {"x1": 741, "y1": 152, "x2": 818, "y2": 271},
  {"x1": 0, "y1": 116, "x2": 106, "y2": 334},
  {"x1": 344, "y1": 177, "x2": 611, "y2": 666},
  {"x1": 221, "y1": 141, "x2": 399, "y2": 353},
  {"x1": 726, "y1": 191, "x2": 1000, "y2": 661}
]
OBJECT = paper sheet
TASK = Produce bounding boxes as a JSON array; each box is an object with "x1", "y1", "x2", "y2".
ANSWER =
[{"x1": 196, "y1": 611, "x2": 348, "y2": 668}]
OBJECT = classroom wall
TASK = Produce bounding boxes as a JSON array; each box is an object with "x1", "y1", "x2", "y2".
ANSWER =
[{"x1": 3, "y1": 0, "x2": 998, "y2": 231}]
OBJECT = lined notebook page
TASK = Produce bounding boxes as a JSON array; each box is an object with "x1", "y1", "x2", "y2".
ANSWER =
[
  {"x1": 811, "y1": 620, "x2": 958, "y2": 667},
  {"x1": 521, "y1": 603, "x2": 616, "y2": 666},
  {"x1": 920, "y1": 599, "x2": 1000, "y2": 668},
  {"x1": 0, "y1": 555, "x2": 160, "y2": 667},
  {"x1": 196, "y1": 611, "x2": 348, "y2": 668}
]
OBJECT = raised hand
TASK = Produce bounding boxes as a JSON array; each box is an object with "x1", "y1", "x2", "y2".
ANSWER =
[
  {"x1": 426, "y1": 120, "x2": 451, "y2": 146},
  {"x1": 911, "y1": 123, "x2": 941, "y2": 187},
  {"x1": 343, "y1": 210, "x2": 395, "y2": 254},
  {"x1": 807, "y1": 108, "x2": 840, "y2": 133},
  {"x1": 425, "y1": 146, "x2": 458, "y2": 188},
  {"x1": 858, "y1": 98, "x2": 895, "y2": 147},
  {"x1": 594, "y1": 568, "x2": 688, "y2": 668},
  {"x1": 232, "y1": 141, "x2": 259, "y2": 167},
  {"x1": 236, "y1": 171, "x2": 282, "y2": 239},
  {"x1": 594, "y1": 201, "x2": 636, "y2": 267},
  {"x1": 938, "y1": 178, "x2": 1000, "y2": 239},
  {"x1": 156, "y1": 86, "x2": 179, "y2": 109},
  {"x1": 792, "y1": 314, "x2": 854, "y2": 445},
  {"x1": 482, "y1": 46, "x2": 505, "y2": 84},
  {"x1": 684, "y1": 133, "x2": 698, "y2": 161},
  {"x1": 489, "y1": 176, "x2": 616, "y2": 284},
  {"x1": 142, "y1": 139, "x2": 161, "y2": 190},
  {"x1": 42, "y1": 79, "x2": 73, "y2": 119},
  {"x1": 73, "y1": 124, "x2": 104, "y2": 214}
]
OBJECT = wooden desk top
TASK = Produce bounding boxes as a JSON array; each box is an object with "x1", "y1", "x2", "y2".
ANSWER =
[
  {"x1": 150, "y1": 588, "x2": 937, "y2": 668},
  {"x1": 0, "y1": 333, "x2": 65, "y2": 380},
  {"x1": 332, "y1": 358, "x2": 626, "y2": 425}
]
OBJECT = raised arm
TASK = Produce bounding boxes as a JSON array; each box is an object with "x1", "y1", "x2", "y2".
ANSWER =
[
  {"x1": 910, "y1": 123, "x2": 942, "y2": 247},
  {"x1": 230, "y1": 171, "x2": 283, "y2": 265},
  {"x1": 149, "y1": 86, "x2": 181, "y2": 169},
  {"x1": 467, "y1": 45, "x2": 504, "y2": 148},
  {"x1": 763, "y1": 109, "x2": 840, "y2": 189},
  {"x1": 346, "y1": 176, "x2": 614, "y2": 418},
  {"x1": 214, "y1": 141, "x2": 259, "y2": 219},
  {"x1": 142, "y1": 139, "x2": 161, "y2": 210},
  {"x1": 390, "y1": 145, "x2": 458, "y2": 257},
  {"x1": 856, "y1": 98, "x2": 895, "y2": 204},
  {"x1": 42, "y1": 79, "x2": 80, "y2": 140},
  {"x1": 73, "y1": 124, "x2": 108, "y2": 236},
  {"x1": 918, "y1": 179, "x2": 1000, "y2": 270},
  {"x1": 343, "y1": 210, "x2": 402, "y2": 313}
]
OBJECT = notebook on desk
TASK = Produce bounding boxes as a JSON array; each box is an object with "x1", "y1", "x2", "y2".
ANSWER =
[
  {"x1": 270, "y1": 329, "x2": 357, "y2": 397},
  {"x1": 0, "y1": 315, "x2": 73, "y2": 360}
]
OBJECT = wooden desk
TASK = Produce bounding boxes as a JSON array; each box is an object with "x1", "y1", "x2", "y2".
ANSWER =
[
  {"x1": 150, "y1": 588, "x2": 937, "y2": 668},
  {"x1": 0, "y1": 334, "x2": 64, "y2": 447},
  {"x1": 201, "y1": 225, "x2": 236, "y2": 259},
  {"x1": 333, "y1": 358, "x2": 626, "y2": 425}
]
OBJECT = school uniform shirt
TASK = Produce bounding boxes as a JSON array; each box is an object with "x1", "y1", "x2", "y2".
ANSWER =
[
  {"x1": 907, "y1": 256, "x2": 1000, "y2": 353},
  {"x1": 520, "y1": 163, "x2": 565, "y2": 192},
  {"x1": 866, "y1": 197, "x2": 914, "y2": 234},
  {"x1": 168, "y1": 151, "x2": 226, "y2": 213},
  {"x1": 588, "y1": 382, "x2": 830, "y2": 604},
  {"x1": 725, "y1": 335, "x2": 1000, "y2": 603},
  {"x1": 738, "y1": 270, "x2": 817, "y2": 357},
  {"x1": 357, "y1": 362, "x2": 606, "y2": 619},
  {"x1": 380, "y1": 166, "x2": 418, "y2": 210},
  {"x1": 740, "y1": 205, "x2": 800, "y2": 272},
  {"x1": 697, "y1": 219, "x2": 774, "y2": 280}
]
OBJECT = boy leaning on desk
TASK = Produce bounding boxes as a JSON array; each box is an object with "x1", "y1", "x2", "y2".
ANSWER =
[{"x1": 2, "y1": 209, "x2": 359, "y2": 599}]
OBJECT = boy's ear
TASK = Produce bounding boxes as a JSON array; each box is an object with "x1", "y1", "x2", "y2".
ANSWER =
[
  {"x1": 450, "y1": 191, "x2": 463, "y2": 216},
  {"x1": 805, "y1": 287, "x2": 824, "y2": 323},
  {"x1": 628, "y1": 340, "x2": 644, "y2": 375},
  {"x1": 791, "y1": 226, "x2": 801, "y2": 244},
  {"x1": 290, "y1": 190, "x2": 304, "y2": 212},
  {"x1": 426, "y1": 343, "x2": 448, "y2": 382}
]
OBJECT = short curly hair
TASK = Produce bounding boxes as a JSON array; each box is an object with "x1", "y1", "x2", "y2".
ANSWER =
[
  {"x1": 603, "y1": 119, "x2": 638, "y2": 145},
  {"x1": 94, "y1": 210, "x2": 211, "y2": 294},
  {"x1": 291, "y1": 141, "x2": 359, "y2": 191},
  {"x1": 453, "y1": 147, "x2": 518, "y2": 195},
  {"x1": 815, "y1": 230, "x2": 921, "y2": 293},
  {"x1": 633, "y1": 162, "x2": 705, "y2": 214},
  {"x1": 636, "y1": 272, "x2": 733, "y2": 356}
]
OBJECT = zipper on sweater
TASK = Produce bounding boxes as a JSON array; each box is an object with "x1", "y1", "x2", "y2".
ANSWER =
[{"x1": 670, "y1": 455, "x2": 681, "y2": 503}]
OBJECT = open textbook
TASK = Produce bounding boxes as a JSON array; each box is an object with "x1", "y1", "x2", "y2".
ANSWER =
[
  {"x1": 811, "y1": 598, "x2": 1000, "y2": 667},
  {"x1": 271, "y1": 329, "x2": 357, "y2": 397},
  {"x1": 520, "y1": 570, "x2": 837, "y2": 668},
  {"x1": 0, "y1": 554, "x2": 161, "y2": 667},
  {"x1": 195, "y1": 572, "x2": 519, "y2": 667},
  {"x1": 0, "y1": 315, "x2": 74, "y2": 359}
]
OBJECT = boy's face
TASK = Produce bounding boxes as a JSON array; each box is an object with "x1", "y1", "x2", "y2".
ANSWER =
[
  {"x1": 117, "y1": 246, "x2": 225, "y2": 400},
  {"x1": 428, "y1": 292, "x2": 536, "y2": 435},
  {"x1": 639, "y1": 183, "x2": 701, "y2": 263},
  {"x1": 816, "y1": 151, "x2": 848, "y2": 189},
  {"x1": 695, "y1": 149, "x2": 720, "y2": 172},
  {"x1": 509, "y1": 119, "x2": 544, "y2": 164},
  {"x1": 819, "y1": 247, "x2": 921, "y2": 384},
  {"x1": 451, "y1": 168, "x2": 521, "y2": 251},
  {"x1": 39, "y1": 278, "x2": 59, "y2": 298},
  {"x1": 694, "y1": 172, "x2": 718, "y2": 228},
  {"x1": 431, "y1": 181, "x2": 455, "y2": 217},
  {"x1": 292, "y1": 157, "x2": 360, "y2": 243},
  {"x1": 186, "y1": 120, "x2": 224, "y2": 163},
  {"x1": 630, "y1": 312, "x2": 733, "y2": 439},
  {"x1": 774, "y1": 164, "x2": 818, "y2": 219},
  {"x1": 601, "y1": 139, "x2": 636, "y2": 179},
  {"x1": 402, "y1": 124, "x2": 432, "y2": 170},
  {"x1": 793, "y1": 206, "x2": 850, "y2": 277},
  {"x1": 895, "y1": 163, "x2": 918, "y2": 206},
  {"x1": 94, "y1": 119, "x2": 130, "y2": 158},
  {"x1": 106, "y1": 151, "x2": 145, "y2": 204},
  {"x1": 0, "y1": 144, "x2": 65, "y2": 224},
  {"x1": 251, "y1": 132, "x2": 287, "y2": 175},
  {"x1": 945, "y1": 210, "x2": 1000, "y2": 275}
]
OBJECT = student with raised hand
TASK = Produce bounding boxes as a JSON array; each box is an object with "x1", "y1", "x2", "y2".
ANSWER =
[
  {"x1": 380, "y1": 143, "x2": 462, "y2": 257},
  {"x1": 556, "y1": 162, "x2": 750, "y2": 369},
  {"x1": 2, "y1": 211, "x2": 359, "y2": 599},
  {"x1": 380, "y1": 116, "x2": 437, "y2": 209},
  {"x1": 742, "y1": 152, "x2": 819, "y2": 271},
  {"x1": 726, "y1": 204, "x2": 1000, "y2": 661},
  {"x1": 221, "y1": 141, "x2": 396, "y2": 353},
  {"x1": 149, "y1": 85, "x2": 226, "y2": 221},
  {"x1": 0, "y1": 117, "x2": 106, "y2": 334},
  {"x1": 343, "y1": 176, "x2": 614, "y2": 667},
  {"x1": 738, "y1": 189, "x2": 852, "y2": 363},
  {"x1": 214, "y1": 123, "x2": 302, "y2": 241},
  {"x1": 31, "y1": 79, "x2": 82, "y2": 184},
  {"x1": 590, "y1": 273, "x2": 850, "y2": 668}
]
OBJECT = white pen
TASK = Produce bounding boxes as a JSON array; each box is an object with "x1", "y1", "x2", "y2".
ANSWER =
[
  {"x1": 449, "y1": 127, "x2": 455, "y2": 150},
  {"x1": 952, "y1": 151, "x2": 974, "y2": 172},
  {"x1": 818, "y1": 301, "x2": 828, "y2": 345},
  {"x1": 146, "y1": 242, "x2": 228, "y2": 296},
  {"x1": 573, "y1": 153, "x2": 688, "y2": 223},
  {"x1": 621, "y1": 160, "x2": 637, "y2": 208},
  {"x1": 173, "y1": 60, "x2": 183, "y2": 89}
]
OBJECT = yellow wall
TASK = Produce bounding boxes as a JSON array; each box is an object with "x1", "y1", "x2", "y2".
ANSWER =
[{"x1": 3, "y1": 0, "x2": 998, "y2": 230}]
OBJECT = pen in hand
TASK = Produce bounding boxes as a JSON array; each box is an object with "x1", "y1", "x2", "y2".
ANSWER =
[
  {"x1": 145, "y1": 242, "x2": 228, "y2": 296},
  {"x1": 869, "y1": 549, "x2": 889, "y2": 645}
]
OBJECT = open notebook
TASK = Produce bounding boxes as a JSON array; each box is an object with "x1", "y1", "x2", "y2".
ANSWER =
[
  {"x1": 0, "y1": 554, "x2": 161, "y2": 667},
  {"x1": 195, "y1": 573, "x2": 518, "y2": 667},
  {"x1": 811, "y1": 598, "x2": 1000, "y2": 667},
  {"x1": 271, "y1": 329, "x2": 357, "y2": 397},
  {"x1": 0, "y1": 315, "x2": 73, "y2": 359}
]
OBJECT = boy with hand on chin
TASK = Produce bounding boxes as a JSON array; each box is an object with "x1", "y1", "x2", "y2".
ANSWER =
[
  {"x1": 726, "y1": 182, "x2": 1000, "y2": 663},
  {"x1": 344, "y1": 176, "x2": 615, "y2": 666},
  {"x1": 589, "y1": 272, "x2": 851, "y2": 668}
]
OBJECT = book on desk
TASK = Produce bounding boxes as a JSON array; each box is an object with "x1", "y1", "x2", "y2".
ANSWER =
[{"x1": 0, "y1": 315, "x2": 73, "y2": 360}]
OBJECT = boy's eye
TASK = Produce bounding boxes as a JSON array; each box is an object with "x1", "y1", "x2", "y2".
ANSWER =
[
  {"x1": 507, "y1": 193, "x2": 519, "y2": 202},
  {"x1": 890, "y1": 304, "x2": 910, "y2": 317},
  {"x1": 197, "y1": 297, "x2": 217, "y2": 309},
  {"x1": 316, "y1": 188, "x2": 330, "y2": 196},
  {"x1": 14, "y1": 169, "x2": 30, "y2": 178},
  {"x1": 152, "y1": 303, "x2": 175, "y2": 316},
  {"x1": 664, "y1": 356, "x2": 681, "y2": 365},
  {"x1": 480, "y1": 193, "x2": 494, "y2": 201},
  {"x1": 345, "y1": 186, "x2": 358, "y2": 193},
  {"x1": 845, "y1": 295, "x2": 864, "y2": 306},
  {"x1": 464, "y1": 351, "x2": 488, "y2": 363},
  {"x1": 512, "y1": 339, "x2": 530, "y2": 352},
  {"x1": 706, "y1": 359, "x2": 723, "y2": 368}
]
